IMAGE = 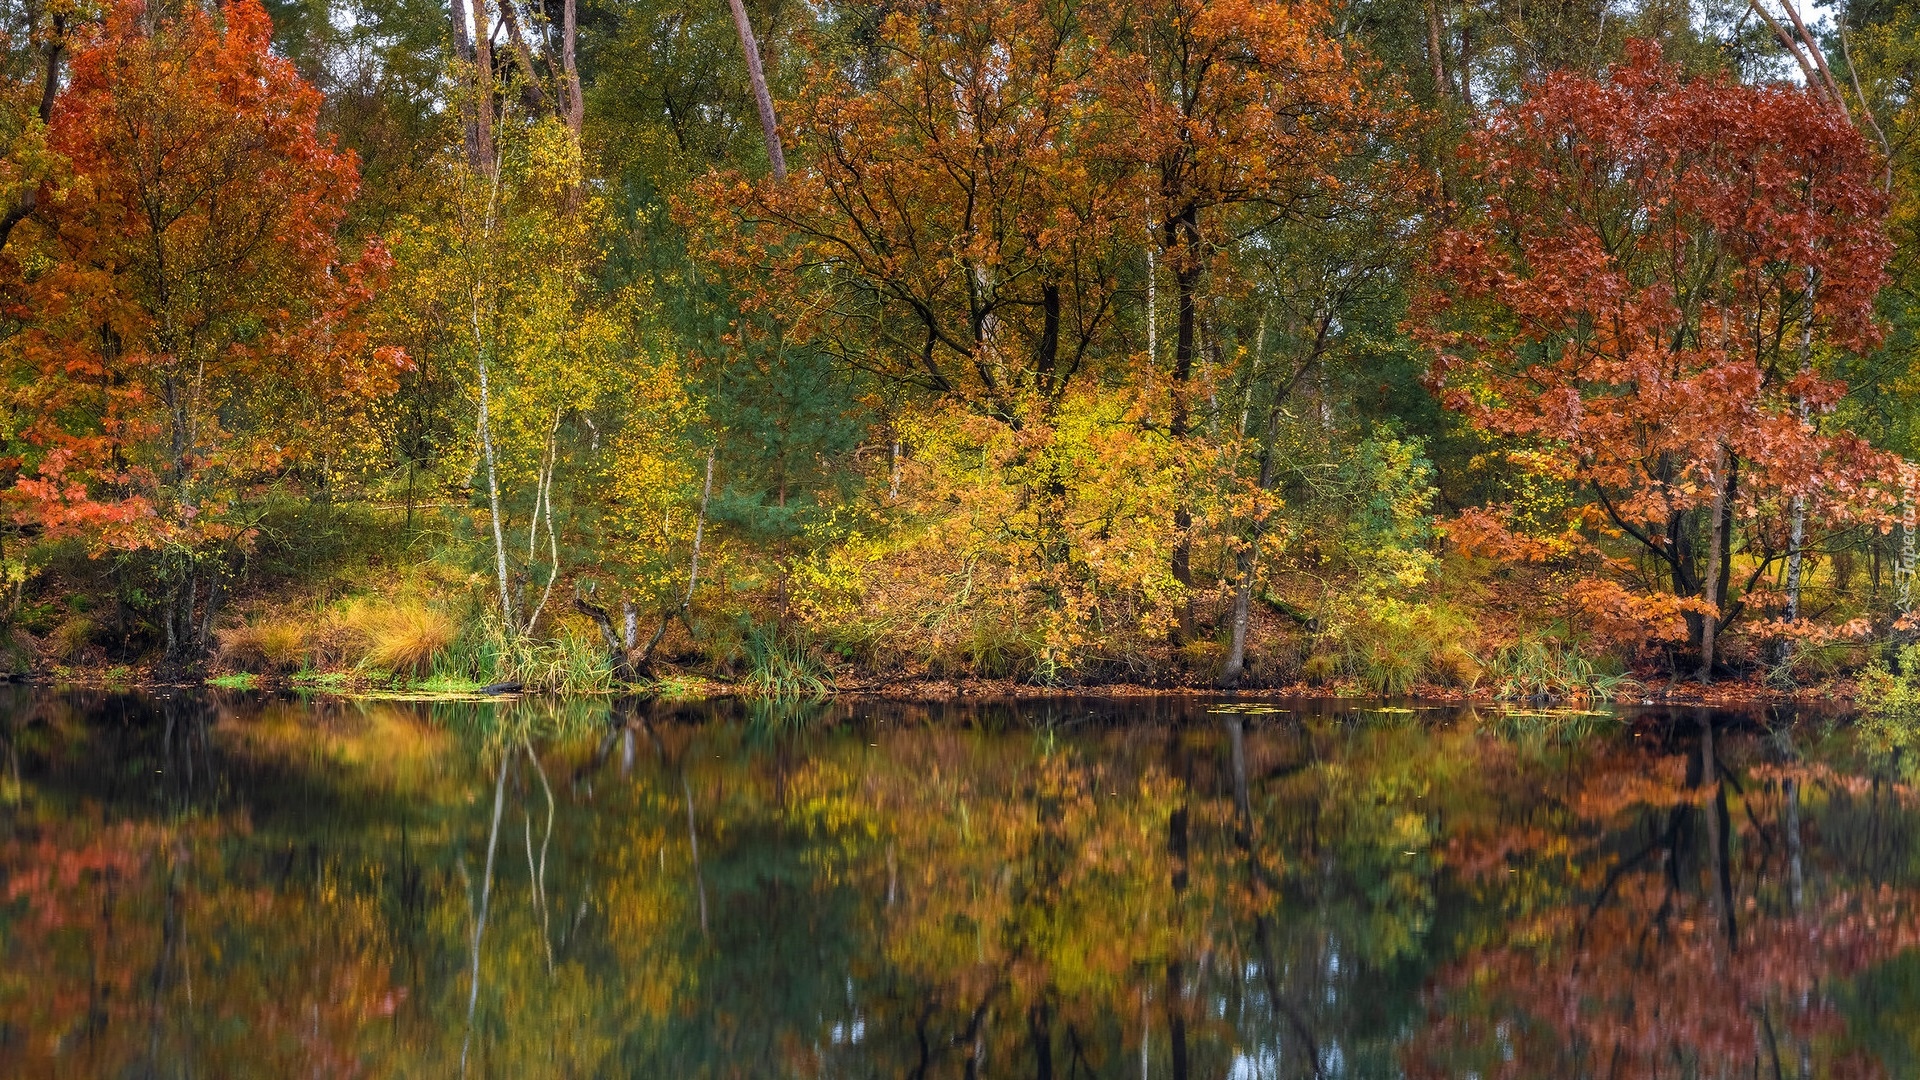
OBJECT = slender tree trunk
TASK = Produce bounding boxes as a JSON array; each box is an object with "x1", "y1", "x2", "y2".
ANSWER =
[
  {"x1": 1144, "y1": 206, "x2": 1157, "y2": 367},
  {"x1": 1783, "y1": 271, "x2": 1817, "y2": 663},
  {"x1": 726, "y1": 0, "x2": 786, "y2": 179},
  {"x1": 1167, "y1": 207, "x2": 1200, "y2": 641},
  {"x1": 1221, "y1": 406, "x2": 1281, "y2": 686},
  {"x1": 637, "y1": 447, "x2": 717, "y2": 668},
  {"x1": 475, "y1": 338, "x2": 514, "y2": 632},
  {"x1": 1699, "y1": 446, "x2": 1730, "y2": 683},
  {"x1": 450, "y1": 0, "x2": 474, "y2": 61},
  {"x1": 1455, "y1": 0, "x2": 1474, "y2": 112},
  {"x1": 1839, "y1": 21, "x2": 1895, "y2": 192},
  {"x1": 525, "y1": 410, "x2": 562, "y2": 633}
]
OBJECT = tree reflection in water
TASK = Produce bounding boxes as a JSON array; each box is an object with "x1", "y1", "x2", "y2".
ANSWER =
[{"x1": 0, "y1": 689, "x2": 1914, "y2": 1077}]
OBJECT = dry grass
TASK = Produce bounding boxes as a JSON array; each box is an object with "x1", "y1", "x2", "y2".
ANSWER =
[
  {"x1": 216, "y1": 596, "x2": 456, "y2": 677},
  {"x1": 342, "y1": 600, "x2": 457, "y2": 676},
  {"x1": 215, "y1": 617, "x2": 310, "y2": 673},
  {"x1": 44, "y1": 616, "x2": 96, "y2": 661}
]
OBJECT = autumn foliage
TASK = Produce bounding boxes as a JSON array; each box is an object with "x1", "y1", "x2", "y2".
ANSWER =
[
  {"x1": 1, "y1": 0, "x2": 395, "y2": 654},
  {"x1": 1417, "y1": 43, "x2": 1894, "y2": 667}
]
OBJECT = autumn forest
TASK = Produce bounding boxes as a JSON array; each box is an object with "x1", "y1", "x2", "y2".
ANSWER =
[{"x1": 0, "y1": 0, "x2": 1916, "y2": 698}]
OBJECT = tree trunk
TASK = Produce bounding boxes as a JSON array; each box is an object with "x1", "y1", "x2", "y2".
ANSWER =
[
  {"x1": 561, "y1": 0, "x2": 584, "y2": 135},
  {"x1": 1144, "y1": 205, "x2": 1157, "y2": 367},
  {"x1": 498, "y1": 2, "x2": 550, "y2": 115},
  {"x1": 475, "y1": 338, "x2": 515, "y2": 632},
  {"x1": 1166, "y1": 206, "x2": 1200, "y2": 641},
  {"x1": 470, "y1": 0, "x2": 495, "y2": 173},
  {"x1": 1424, "y1": 0, "x2": 1449, "y2": 103},
  {"x1": 1699, "y1": 447, "x2": 1730, "y2": 683},
  {"x1": 1782, "y1": 270, "x2": 1817, "y2": 664},
  {"x1": 1221, "y1": 406, "x2": 1281, "y2": 686},
  {"x1": 726, "y1": 0, "x2": 786, "y2": 179},
  {"x1": 0, "y1": 16, "x2": 65, "y2": 250}
]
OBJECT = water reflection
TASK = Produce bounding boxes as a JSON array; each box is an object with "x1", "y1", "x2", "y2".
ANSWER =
[{"x1": 0, "y1": 690, "x2": 1914, "y2": 1077}]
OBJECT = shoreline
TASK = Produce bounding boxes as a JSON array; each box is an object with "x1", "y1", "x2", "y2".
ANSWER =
[{"x1": 10, "y1": 667, "x2": 1865, "y2": 710}]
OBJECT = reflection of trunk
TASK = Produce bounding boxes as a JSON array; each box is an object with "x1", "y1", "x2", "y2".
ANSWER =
[
  {"x1": 1165, "y1": 727, "x2": 1190, "y2": 1080},
  {"x1": 462, "y1": 749, "x2": 511, "y2": 1075},
  {"x1": 682, "y1": 770, "x2": 709, "y2": 936},
  {"x1": 1227, "y1": 717, "x2": 1323, "y2": 1072},
  {"x1": 1165, "y1": 959, "x2": 1188, "y2": 1080},
  {"x1": 1227, "y1": 717, "x2": 1252, "y2": 844},
  {"x1": 1029, "y1": 1000, "x2": 1054, "y2": 1080},
  {"x1": 1785, "y1": 777, "x2": 1804, "y2": 913},
  {"x1": 726, "y1": 0, "x2": 787, "y2": 179},
  {"x1": 142, "y1": 855, "x2": 182, "y2": 1074},
  {"x1": 1699, "y1": 719, "x2": 1737, "y2": 954},
  {"x1": 522, "y1": 738, "x2": 556, "y2": 971},
  {"x1": 1138, "y1": 985, "x2": 1150, "y2": 1079}
]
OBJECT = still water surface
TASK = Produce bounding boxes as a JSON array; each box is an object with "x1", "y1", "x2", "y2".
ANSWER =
[{"x1": 1, "y1": 689, "x2": 1916, "y2": 1078}]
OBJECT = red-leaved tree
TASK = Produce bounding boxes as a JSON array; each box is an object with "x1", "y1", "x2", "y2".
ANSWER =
[
  {"x1": 2, "y1": 0, "x2": 398, "y2": 659},
  {"x1": 1415, "y1": 43, "x2": 1893, "y2": 678}
]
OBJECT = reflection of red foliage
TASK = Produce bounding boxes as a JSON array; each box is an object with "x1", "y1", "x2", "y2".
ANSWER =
[
  {"x1": 1410, "y1": 883, "x2": 1919, "y2": 1079},
  {"x1": 1418, "y1": 741, "x2": 1920, "y2": 1079},
  {"x1": 2, "y1": 820, "x2": 150, "y2": 930},
  {"x1": 0, "y1": 808, "x2": 405, "y2": 1077}
]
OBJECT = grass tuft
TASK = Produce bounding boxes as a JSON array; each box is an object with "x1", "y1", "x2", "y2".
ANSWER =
[
  {"x1": 343, "y1": 600, "x2": 458, "y2": 676},
  {"x1": 740, "y1": 625, "x2": 834, "y2": 699}
]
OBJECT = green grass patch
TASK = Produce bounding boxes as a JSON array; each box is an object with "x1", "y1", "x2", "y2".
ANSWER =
[{"x1": 292, "y1": 670, "x2": 357, "y2": 692}]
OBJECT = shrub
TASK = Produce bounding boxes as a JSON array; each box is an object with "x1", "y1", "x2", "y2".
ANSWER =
[{"x1": 1858, "y1": 644, "x2": 1920, "y2": 770}]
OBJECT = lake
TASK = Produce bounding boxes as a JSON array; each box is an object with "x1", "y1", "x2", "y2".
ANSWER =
[{"x1": 0, "y1": 689, "x2": 1914, "y2": 1078}]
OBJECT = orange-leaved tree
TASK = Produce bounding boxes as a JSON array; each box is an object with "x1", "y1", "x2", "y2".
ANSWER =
[
  {"x1": 1093, "y1": 0, "x2": 1389, "y2": 637},
  {"x1": 3, "y1": 0, "x2": 397, "y2": 660},
  {"x1": 692, "y1": 0, "x2": 1132, "y2": 425},
  {"x1": 1415, "y1": 43, "x2": 1894, "y2": 680}
]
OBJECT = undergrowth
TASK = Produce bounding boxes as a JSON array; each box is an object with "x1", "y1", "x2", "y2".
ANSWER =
[
  {"x1": 739, "y1": 625, "x2": 835, "y2": 699},
  {"x1": 1484, "y1": 635, "x2": 1637, "y2": 702}
]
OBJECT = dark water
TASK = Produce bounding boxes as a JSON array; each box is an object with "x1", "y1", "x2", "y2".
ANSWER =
[{"x1": 0, "y1": 689, "x2": 1916, "y2": 1078}]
